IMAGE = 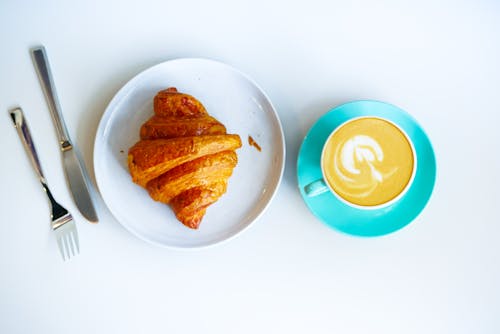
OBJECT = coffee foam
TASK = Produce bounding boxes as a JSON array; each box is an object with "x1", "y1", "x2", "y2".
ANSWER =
[
  {"x1": 322, "y1": 117, "x2": 414, "y2": 207},
  {"x1": 332, "y1": 135, "x2": 398, "y2": 198}
]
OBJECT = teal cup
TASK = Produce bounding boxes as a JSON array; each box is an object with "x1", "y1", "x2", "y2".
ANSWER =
[
  {"x1": 297, "y1": 101, "x2": 436, "y2": 236},
  {"x1": 303, "y1": 116, "x2": 418, "y2": 210}
]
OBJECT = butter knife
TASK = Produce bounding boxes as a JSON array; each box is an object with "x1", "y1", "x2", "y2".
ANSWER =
[{"x1": 31, "y1": 46, "x2": 98, "y2": 223}]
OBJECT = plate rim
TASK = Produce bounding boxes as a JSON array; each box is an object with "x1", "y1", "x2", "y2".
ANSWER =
[
  {"x1": 93, "y1": 57, "x2": 286, "y2": 249},
  {"x1": 297, "y1": 99, "x2": 436, "y2": 237}
]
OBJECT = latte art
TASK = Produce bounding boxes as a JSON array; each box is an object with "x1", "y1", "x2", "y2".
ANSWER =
[
  {"x1": 322, "y1": 117, "x2": 414, "y2": 207},
  {"x1": 333, "y1": 135, "x2": 397, "y2": 198}
]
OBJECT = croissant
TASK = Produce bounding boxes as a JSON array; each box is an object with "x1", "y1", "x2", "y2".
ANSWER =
[
  {"x1": 146, "y1": 151, "x2": 238, "y2": 204},
  {"x1": 140, "y1": 115, "x2": 227, "y2": 140},
  {"x1": 128, "y1": 134, "x2": 241, "y2": 187},
  {"x1": 154, "y1": 87, "x2": 207, "y2": 117},
  {"x1": 128, "y1": 87, "x2": 241, "y2": 229},
  {"x1": 170, "y1": 181, "x2": 228, "y2": 229}
]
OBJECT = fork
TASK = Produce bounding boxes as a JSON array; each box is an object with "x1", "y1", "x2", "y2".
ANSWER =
[{"x1": 10, "y1": 107, "x2": 79, "y2": 260}]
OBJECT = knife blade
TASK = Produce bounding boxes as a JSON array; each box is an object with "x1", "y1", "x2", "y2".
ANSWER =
[{"x1": 31, "y1": 46, "x2": 98, "y2": 223}]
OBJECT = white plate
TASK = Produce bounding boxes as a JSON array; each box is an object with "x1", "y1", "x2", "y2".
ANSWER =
[{"x1": 94, "y1": 58, "x2": 285, "y2": 249}]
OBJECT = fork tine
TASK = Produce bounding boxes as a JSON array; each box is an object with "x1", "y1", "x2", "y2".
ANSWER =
[
  {"x1": 73, "y1": 231, "x2": 80, "y2": 254},
  {"x1": 56, "y1": 235, "x2": 66, "y2": 261},
  {"x1": 67, "y1": 230, "x2": 76, "y2": 256},
  {"x1": 55, "y1": 221, "x2": 79, "y2": 261},
  {"x1": 67, "y1": 232, "x2": 76, "y2": 257},
  {"x1": 62, "y1": 233, "x2": 70, "y2": 259},
  {"x1": 71, "y1": 229, "x2": 80, "y2": 254}
]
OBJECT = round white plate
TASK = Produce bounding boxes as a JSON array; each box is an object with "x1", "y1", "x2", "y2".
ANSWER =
[{"x1": 94, "y1": 58, "x2": 285, "y2": 249}]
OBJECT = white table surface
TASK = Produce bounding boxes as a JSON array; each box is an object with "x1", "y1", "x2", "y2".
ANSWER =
[{"x1": 1, "y1": 1, "x2": 499, "y2": 333}]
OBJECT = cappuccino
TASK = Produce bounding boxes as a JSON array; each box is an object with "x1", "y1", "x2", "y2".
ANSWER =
[{"x1": 322, "y1": 117, "x2": 415, "y2": 207}]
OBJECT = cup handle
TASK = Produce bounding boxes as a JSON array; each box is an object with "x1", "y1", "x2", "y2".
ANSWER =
[{"x1": 304, "y1": 179, "x2": 329, "y2": 197}]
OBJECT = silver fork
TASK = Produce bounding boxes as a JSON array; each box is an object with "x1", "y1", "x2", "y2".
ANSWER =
[{"x1": 10, "y1": 107, "x2": 79, "y2": 260}]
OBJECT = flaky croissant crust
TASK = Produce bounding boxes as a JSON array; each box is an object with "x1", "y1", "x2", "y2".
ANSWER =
[{"x1": 128, "y1": 87, "x2": 241, "y2": 229}]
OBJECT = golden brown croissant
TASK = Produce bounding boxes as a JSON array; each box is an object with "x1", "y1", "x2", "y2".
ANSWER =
[
  {"x1": 140, "y1": 115, "x2": 226, "y2": 140},
  {"x1": 146, "y1": 151, "x2": 237, "y2": 204},
  {"x1": 128, "y1": 134, "x2": 241, "y2": 187},
  {"x1": 128, "y1": 87, "x2": 241, "y2": 229},
  {"x1": 170, "y1": 182, "x2": 228, "y2": 229},
  {"x1": 154, "y1": 87, "x2": 207, "y2": 117}
]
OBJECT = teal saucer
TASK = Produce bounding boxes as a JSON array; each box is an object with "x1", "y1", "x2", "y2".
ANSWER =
[{"x1": 297, "y1": 101, "x2": 436, "y2": 236}]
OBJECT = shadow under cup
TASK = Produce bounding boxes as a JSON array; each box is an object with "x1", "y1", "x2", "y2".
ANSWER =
[{"x1": 304, "y1": 116, "x2": 417, "y2": 210}]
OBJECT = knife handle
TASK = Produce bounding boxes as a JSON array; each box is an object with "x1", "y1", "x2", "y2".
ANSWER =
[
  {"x1": 31, "y1": 46, "x2": 72, "y2": 151},
  {"x1": 10, "y1": 107, "x2": 47, "y2": 185}
]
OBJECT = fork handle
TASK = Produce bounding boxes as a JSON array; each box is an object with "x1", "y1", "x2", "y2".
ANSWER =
[
  {"x1": 31, "y1": 46, "x2": 72, "y2": 151},
  {"x1": 10, "y1": 107, "x2": 47, "y2": 184},
  {"x1": 10, "y1": 108, "x2": 66, "y2": 220}
]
